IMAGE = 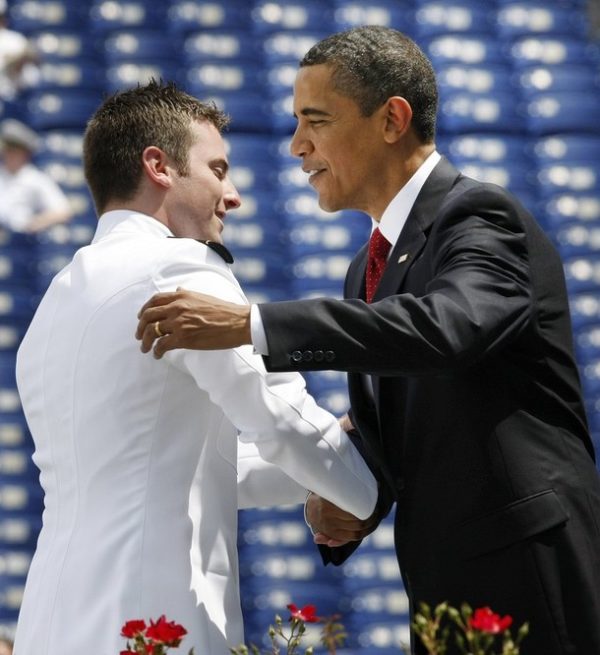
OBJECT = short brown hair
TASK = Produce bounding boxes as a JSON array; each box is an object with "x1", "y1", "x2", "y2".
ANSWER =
[{"x1": 83, "y1": 80, "x2": 229, "y2": 213}]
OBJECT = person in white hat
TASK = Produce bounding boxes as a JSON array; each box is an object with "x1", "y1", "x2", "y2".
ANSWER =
[
  {"x1": 0, "y1": 1, "x2": 39, "y2": 101},
  {"x1": 0, "y1": 118, "x2": 72, "y2": 233}
]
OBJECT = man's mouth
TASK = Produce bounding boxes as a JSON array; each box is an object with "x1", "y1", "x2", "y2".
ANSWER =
[{"x1": 306, "y1": 168, "x2": 325, "y2": 184}]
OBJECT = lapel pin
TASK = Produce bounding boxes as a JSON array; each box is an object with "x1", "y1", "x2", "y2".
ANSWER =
[{"x1": 398, "y1": 253, "x2": 409, "y2": 264}]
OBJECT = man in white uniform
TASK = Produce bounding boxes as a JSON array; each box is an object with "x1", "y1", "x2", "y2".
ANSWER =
[
  {"x1": 13, "y1": 81, "x2": 377, "y2": 655},
  {"x1": 0, "y1": 119, "x2": 72, "y2": 233}
]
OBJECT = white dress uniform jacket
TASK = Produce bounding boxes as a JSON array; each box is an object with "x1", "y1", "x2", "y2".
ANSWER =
[{"x1": 13, "y1": 211, "x2": 377, "y2": 655}]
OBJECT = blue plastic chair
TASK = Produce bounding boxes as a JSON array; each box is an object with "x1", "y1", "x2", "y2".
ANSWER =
[
  {"x1": 554, "y1": 224, "x2": 600, "y2": 258},
  {"x1": 34, "y1": 60, "x2": 105, "y2": 92},
  {"x1": 105, "y1": 61, "x2": 180, "y2": 93},
  {"x1": 8, "y1": 0, "x2": 87, "y2": 32},
  {"x1": 442, "y1": 134, "x2": 531, "y2": 164},
  {"x1": 574, "y1": 324, "x2": 600, "y2": 362},
  {"x1": 88, "y1": 0, "x2": 166, "y2": 33},
  {"x1": 102, "y1": 30, "x2": 178, "y2": 63},
  {"x1": 414, "y1": 2, "x2": 495, "y2": 39},
  {"x1": 182, "y1": 31, "x2": 261, "y2": 65},
  {"x1": 262, "y1": 31, "x2": 329, "y2": 65},
  {"x1": 569, "y1": 292, "x2": 600, "y2": 331},
  {"x1": 524, "y1": 92, "x2": 600, "y2": 135},
  {"x1": 424, "y1": 34, "x2": 508, "y2": 67},
  {"x1": 29, "y1": 30, "x2": 97, "y2": 62},
  {"x1": 27, "y1": 90, "x2": 102, "y2": 130},
  {"x1": 540, "y1": 194, "x2": 600, "y2": 232},
  {"x1": 438, "y1": 91, "x2": 524, "y2": 134},
  {"x1": 509, "y1": 37, "x2": 600, "y2": 69},
  {"x1": 537, "y1": 163, "x2": 600, "y2": 199},
  {"x1": 167, "y1": 0, "x2": 252, "y2": 34},
  {"x1": 436, "y1": 64, "x2": 514, "y2": 96},
  {"x1": 518, "y1": 65, "x2": 600, "y2": 98},
  {"x1": 496, "y1": 3, "x2": 588, "y2": 40},
  {"x1": 333, "y1": 1, "x2": 414, "y2": 32},
  {"x1": 531, "y1": 134, "x2": 600, "y2": 165},
  {"x1": 563, "y1": 255, "x2": 600, "y2": 294},
  {"x1": 251, "y1": 0, "x2": 334, "y2": 34}
]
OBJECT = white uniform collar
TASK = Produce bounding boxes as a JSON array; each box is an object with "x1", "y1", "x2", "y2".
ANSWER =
[{"x1": 92, "y1": 210, "x2": 173, "y2": 243}]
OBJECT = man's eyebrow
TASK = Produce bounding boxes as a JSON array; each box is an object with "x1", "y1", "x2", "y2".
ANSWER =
[{"x1": 293, "y1": 107, "x2": 332, "y2": 119}]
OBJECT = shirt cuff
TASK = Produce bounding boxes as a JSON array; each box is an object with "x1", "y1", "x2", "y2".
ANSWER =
[{"x1": 250, "y1": 304, "x2": 269, "y2": 356}]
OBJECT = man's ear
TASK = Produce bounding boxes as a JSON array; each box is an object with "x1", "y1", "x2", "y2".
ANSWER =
[
  {"x1": 382, "y1": 96, "x2": 412, "y2": 144},
  {"x1": 141, "y1": 146, "x2": 172, "y2": 189}
]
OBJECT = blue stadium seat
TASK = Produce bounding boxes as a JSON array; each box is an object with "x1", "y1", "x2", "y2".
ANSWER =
[
  {"x1": 230, "y1": 251, "x2": 287, "y2": 288},
  {"x1": 414, "y1": 2, "x2": 495, "y2": 39},
  {"x1": 183, "y1": 62, "x2": 263, "y2": 95},
  {"x1": 350, "y1": 619, "x2": 410, "y2": 653},
  {"x1": 251, "y1": 1, "x2": 333, "y2": 34},
  {"x1": 37, "y1": 158, "x2": 87, "y2": 194},
  {"x1": 0, "y1": 482, "x2": 43, "y2": 515},
  {"x1": 189, "y1": 93, "x2": 271, "y2": 133},
  {"x1": 34, "y1": 61, "x2": 105, "y2": 92},
  {"x1": 524, "y1": 92, "x2": 600, "y2": 135},
  {"x1": 442, "y1": 134, "x2": 530, "y2": 164},
  {"x1": 0, "y1": 252, "x2": 33, "y2": 288},
  {"x1": 102, "y1": 30, "x2": 178, "y2": 63},
  {"x1": 424, "y1": 35, "x2": 507, "y2": 67},
  {"x1": 569, "y1": 292, "x2": 600, "y2": 330},
  {"x1": 0, "y1": 515, "x2": 41, "y2": 551},
  {"x1": 537, "y1": 163, "x2": 600, "y2": 198},
  {"x1": 509, "y1": 37, "x2": 600, "y2": 68},
  {"x1": 27, "y1": 90, "x2": 102, "y2": 130},
  {"x1": 239, "y1": 514, "x2": 312, "y2": 550},
  {"x1": 342, "y1": 551, "x2": 403, "y2": 591},
  {"x1": 496, "y1": 3, "x2": 588, "y2": 39},
  {"x1": 554, "y1": 224, "x2": 600, "y2": 258},
  {"x1": 438, "y1": 91, "x2": 524, "y2": 134},
  {"x1": 541, "y1": 194, "x2": 600, "y2": 231},
  {"x1": 240, "y1": 548, "x2": 340, "y2": 586},
  {"x1": 303, "y1": 369, "x2": 348, "y2": 395},
  {"x1": 287, "y1": 219, "x2": 366, "y2": 258},
  {"x1": 345, "y1": 588, "x2": 409, "y2": 631},
  {"x1": 436, "y1": 64, "x2": 513, "y2": 96},
  {"x1": 262, "y1": 32, "x2": 328, "y2": 65},
  {"x1": 0, "y1": 289, "x2": 35, "y2": 322},
  {"x1": 182, "y1": 32, "x2": 261, "y2": 65},
  {"x1": 333, "y1": 1, "x2": 414, "y2": 32},
  {"x1": 0, "y1": 448, "x2": 38, "y2": 482},
  {"x1": 563, "y1": 255, "x2": 600, "y2": 294},
  {"x1": 88, "y1": 0, "x2": 166, "y2": 33},
  {"x1": 312, "y1": 387, "x2": 350, "y2": 415},
  {"x1": 574, "y1": 324, "x2": 600, "y2": 362},
  {"x1": 222, "y1": 221, "x2": 282, "y2": 251},
  {"x1": 0, "y1": 321, "x2": 28, "y2": 353},
  {"x1": 532, "y1": 135, "x2": 600, "y2": 165},
  {"x1": 8, "y1": 0, "x2": 87, "y2": 32},
  {"x1": 105, "y1": 62, "x2": 179, "y2": 94},
  {"x1": 39, "y1": 129, "x2": 84, "y2": 161},
  {"x1": 456, "y1": 161, "x2": 536, "y2": 200},
  {"x1": 28, "y1": 30, "x2": 98, "y2": 62},
  {"x1": 518, "y1": 65, "x2": 600, "y2": 98},
  {"x1": 167, "y1": 0, "x2": 252, "y2": 34},
  {"x1": 289, "y1": 251, "x2": 355, "y2": 294},
  {"x1": 581, "y1": 358, "x2": 600, "y2": 397}
]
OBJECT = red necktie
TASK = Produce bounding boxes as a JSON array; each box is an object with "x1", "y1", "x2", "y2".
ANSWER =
[{"x1": 365, "y1": 227, "x2": 392, "y2": 303}]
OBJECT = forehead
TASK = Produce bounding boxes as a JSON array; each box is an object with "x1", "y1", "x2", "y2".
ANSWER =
[
  {"x1": 188, "y1": 120, "x2": 226, "y2": 159},
  {"x1": 293, "y1": 64, "x2": 358, "y2": 114}
]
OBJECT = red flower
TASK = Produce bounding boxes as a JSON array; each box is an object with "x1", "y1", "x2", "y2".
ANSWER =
[
  {"x1": 287, "y1": 603, "x2": 319, "y2": 623},
  {"x1": 145, "y1": 615, "x2": 188, "y2": 645},
  {"x1": 121, "y1": 619, "x2": 147, "y2": 638},
  {"x1": 469, "y1": 606, "x2": 513, "y2": 634}
]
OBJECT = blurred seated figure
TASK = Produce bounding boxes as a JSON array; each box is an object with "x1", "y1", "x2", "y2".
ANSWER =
[
  {"x1": 0, "y1": 119, "x2": 72, "y2": 233},
  {"x1": 0, "y1": 0, "x2": 39, "y2": 101}
]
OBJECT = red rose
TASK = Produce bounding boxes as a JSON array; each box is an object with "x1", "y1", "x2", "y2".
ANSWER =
[
  {"x1": 469, "y1": 606, "x2": 513, "y2": 634},
  {"x1": 287, "y1": 603, "x2": 319, "y2": 623},
  {"x1": 121, "y1": 619, "x2": 147, "y2": 638},
  {"x1": 145, "y1": 615, "x2": 188, "y2": 645}
]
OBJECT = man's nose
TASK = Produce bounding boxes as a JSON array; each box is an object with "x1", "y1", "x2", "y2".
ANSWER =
[
  {"x1": 223, "y1": 177, "x2": 241, "y2": 210},
  {"x1": 289, "y1": 124, "x2": 311, "y2": 159}
]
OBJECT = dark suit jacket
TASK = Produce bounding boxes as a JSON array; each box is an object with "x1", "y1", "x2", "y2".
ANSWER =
[{"x1": 260, "y1": 157, "x2": 600, "y2": 654}]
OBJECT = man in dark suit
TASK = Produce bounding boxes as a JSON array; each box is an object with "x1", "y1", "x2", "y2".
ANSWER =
[{"x1": 136, "y1": 27, "x2": 600, "y2": 654}]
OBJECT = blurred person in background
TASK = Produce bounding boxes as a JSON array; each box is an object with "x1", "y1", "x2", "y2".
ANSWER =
[
  {"x1": 0, "y1": 118, "x2": 72, "y2": 233},
  {"x1": 0, "y1": 0, "x2": 39, "y2": 101}
]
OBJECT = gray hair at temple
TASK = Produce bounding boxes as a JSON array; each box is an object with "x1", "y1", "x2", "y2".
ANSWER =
[{"x1": 299, "y1": 26, "x2": 438, "y2": 143}]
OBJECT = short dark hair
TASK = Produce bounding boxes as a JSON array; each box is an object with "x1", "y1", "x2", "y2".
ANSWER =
[
  {"x1": 300, "y1": 26, "x2": 438, "y2": 143},
  {"x1": 83, "y1": 80, "x2": 229, "y2": 213}
]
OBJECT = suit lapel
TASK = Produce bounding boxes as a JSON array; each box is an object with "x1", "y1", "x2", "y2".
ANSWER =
[{"x1": 371, "y1": 156, "x2": 461, "y2": 303}]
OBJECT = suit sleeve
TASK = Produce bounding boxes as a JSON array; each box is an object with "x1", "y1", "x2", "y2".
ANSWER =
[
  {"x1": 259, "y1": 186, "x2": 533, "y2": 376},
  {"x1": 151, "y1": 243, "x2": 378, "y2": 520}
]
